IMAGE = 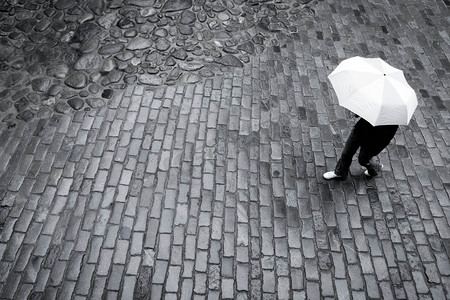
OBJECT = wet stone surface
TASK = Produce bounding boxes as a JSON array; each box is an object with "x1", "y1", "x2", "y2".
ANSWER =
[{"x1": 0, "y1": 0, "x2": 317, "y2": 123}]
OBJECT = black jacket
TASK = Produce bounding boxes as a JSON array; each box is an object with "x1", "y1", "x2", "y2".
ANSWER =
[{"x1": 354, "y1": 118, "x2": 398, "y2": 154}]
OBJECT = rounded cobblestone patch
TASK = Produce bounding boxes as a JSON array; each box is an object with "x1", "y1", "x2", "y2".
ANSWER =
[{"x1": 0, "y1": 0, "x2": 319, "y2": 123}]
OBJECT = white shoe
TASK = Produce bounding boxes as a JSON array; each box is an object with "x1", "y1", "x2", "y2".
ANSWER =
[{"x1": 323, "y1": 171, "x2": 342, "y2": 180}]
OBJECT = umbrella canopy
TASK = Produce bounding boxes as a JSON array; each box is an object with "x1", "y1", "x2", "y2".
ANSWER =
[{"x1": 328, "y1": 56, "x2": 418, "y2": 126}]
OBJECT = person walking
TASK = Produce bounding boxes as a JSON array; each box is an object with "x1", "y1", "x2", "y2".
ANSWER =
[
  {"x1": 323, "y1": 116, "x2": 398, "y2": 180},
  {"x1": 324, "y1": 56, "x2": 417, "y2": 180}
]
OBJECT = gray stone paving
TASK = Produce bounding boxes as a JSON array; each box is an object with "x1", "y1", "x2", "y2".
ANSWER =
[{"x1": 1, "y1": 0, "x2": 450, "y2": 299}]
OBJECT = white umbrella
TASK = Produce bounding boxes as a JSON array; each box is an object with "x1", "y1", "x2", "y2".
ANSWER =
[{"x1": 328, "y1": 56, "x2": 418, "y2": 126}]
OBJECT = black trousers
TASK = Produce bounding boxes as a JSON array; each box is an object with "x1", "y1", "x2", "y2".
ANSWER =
[{"x1": 334, "y1": 127, "x2": 382, "y2": 178}]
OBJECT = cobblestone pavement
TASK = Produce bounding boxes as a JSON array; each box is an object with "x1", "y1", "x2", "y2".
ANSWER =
[{"x1": 1, "y1": 0, "x2": 450, "y2": 299}]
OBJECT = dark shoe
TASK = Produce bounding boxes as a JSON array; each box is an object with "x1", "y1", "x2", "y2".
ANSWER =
[{"x1": 364, "y1": 164, "x2": 383, "y2": 177}]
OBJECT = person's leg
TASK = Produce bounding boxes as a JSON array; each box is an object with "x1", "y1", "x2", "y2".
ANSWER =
[
  {"x1": 358, "y1": 147, "x2": 382, "y2": 176},
  {"x1": 333, "y1": 128, "x2": 360, "y2": 178}
]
